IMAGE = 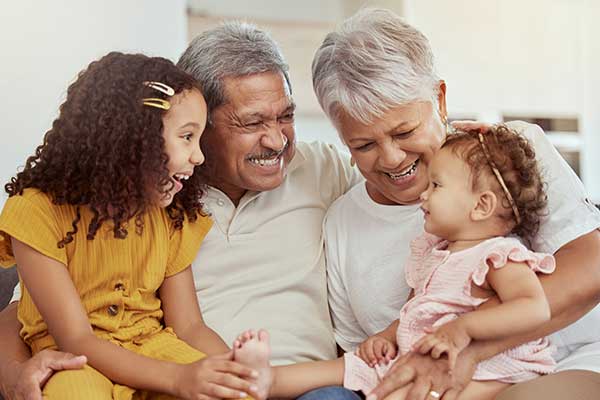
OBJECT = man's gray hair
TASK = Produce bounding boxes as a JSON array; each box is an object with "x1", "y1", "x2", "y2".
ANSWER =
[
  {"x1": 312, "y1": 8, "x2": 440, "y2": 126},
  {"x1": 177, "y1": 21, "x2": 291, "y2": 112}
]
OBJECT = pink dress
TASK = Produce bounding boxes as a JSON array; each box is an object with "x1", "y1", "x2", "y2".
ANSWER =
[{"x1": 344, "y1": 234, "x2": 556, "y2": 393}]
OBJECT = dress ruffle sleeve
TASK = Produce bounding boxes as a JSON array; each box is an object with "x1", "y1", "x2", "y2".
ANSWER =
[
  {"x1": 471, "y1": 238, "x2": 556, "y2": 286},
  {"x1": 404, "y1": 233, "x2": 445, "y2": 289}
]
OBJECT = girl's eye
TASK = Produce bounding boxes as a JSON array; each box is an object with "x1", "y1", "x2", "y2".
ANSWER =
[{"x1": 183, "y1": 133, "x2": 193, "y2": 141}]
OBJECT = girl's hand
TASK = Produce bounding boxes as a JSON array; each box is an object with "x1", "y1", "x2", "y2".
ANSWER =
[
  {"x1": 357, "y1": 335, "x2": 398, "y2": 367},
  {"x1": 412, "y1": 320, "x2": 472, "y2": 370},
  {"x1": 174, "y1": 351, "x2": 259, "y2": 400}
]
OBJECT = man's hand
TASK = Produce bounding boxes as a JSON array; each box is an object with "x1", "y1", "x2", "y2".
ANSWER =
[
  {"x1": 0, "y1": 350, "x2": 86, "y2": 400},
  {"x1": 368, "y1": 347, "x2": 478, "y2": 400},
  {"x1": 357, "y1": 335, "x2": 398, "y2": 367},
  {"x1": 412, "y1": 320, "x2": 472, "y2": 370}
]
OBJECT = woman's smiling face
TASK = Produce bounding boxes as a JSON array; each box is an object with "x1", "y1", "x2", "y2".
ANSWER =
[{"x1": 338, "y1": 98, "x2": 447, "y2": 206}]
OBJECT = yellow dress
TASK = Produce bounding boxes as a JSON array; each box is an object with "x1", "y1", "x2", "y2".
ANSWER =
[{"x1": 0, "y1": 188, "x2": 213, "y2": 399}]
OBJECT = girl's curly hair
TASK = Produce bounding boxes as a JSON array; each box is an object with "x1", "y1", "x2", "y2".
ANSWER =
[
  {"x1": 5, "y1": 52, "x2": 207, "y2": 247},
  {"x1": 442, "y1": 124, "x2": 547, "y2": 245}
]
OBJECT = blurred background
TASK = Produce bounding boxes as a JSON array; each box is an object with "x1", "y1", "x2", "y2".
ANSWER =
[{"x1": 1, "y1": 0, "x2": 599, "y2": 208}]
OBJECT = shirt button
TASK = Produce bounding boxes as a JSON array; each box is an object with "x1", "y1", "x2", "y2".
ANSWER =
[
  {"x1": 108, "y1": 305, "x2": 119, "y2": 316},
  {"x1": 114, "y1": 283, "x2": 125, "y2": 291},
  {"x1": 217, "y1": 199, "x2": 225, "y2": 206}
]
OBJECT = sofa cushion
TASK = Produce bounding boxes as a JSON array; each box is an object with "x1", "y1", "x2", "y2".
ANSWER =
[{"x1": 0, "y1": 266, "x2": 17, "y2": 311}]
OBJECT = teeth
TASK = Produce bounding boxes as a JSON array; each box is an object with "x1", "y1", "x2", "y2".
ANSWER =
[
  {"x1": 386, "y1": 161, "x2": 418, "y2": 179},
  {"x1": 249, "y1": 157, "x2": 279, "y2": 166},
  {"x1": 173, "y1": 174, "x2": 190, "y2": 181}
]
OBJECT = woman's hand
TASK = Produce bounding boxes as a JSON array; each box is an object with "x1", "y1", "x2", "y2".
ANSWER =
[
  {"x1": 357, "y1": 335, "x2": 398, "y2": 367},
  {"x1": 412, "y1": 320, "x2": 472, "y2": 370},
  {"x1": 173, "y1": 351, "x2": 259, "y2": 400},
  {"x1": 368, "y1": 345, "x2": 479, "y2": 400}
]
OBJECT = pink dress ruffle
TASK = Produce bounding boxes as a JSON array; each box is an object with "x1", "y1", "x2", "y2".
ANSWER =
[{"x1": 344, "y1": 234, "x2": 556, "y2": 394}]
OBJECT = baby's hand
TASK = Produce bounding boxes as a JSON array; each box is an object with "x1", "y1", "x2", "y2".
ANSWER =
[
  {"x1": 412, "y1": 319, "x2": 472, "y2": 370},
  {"x1": 357, "y1": 335, "x2": 397, "y2": 367}
]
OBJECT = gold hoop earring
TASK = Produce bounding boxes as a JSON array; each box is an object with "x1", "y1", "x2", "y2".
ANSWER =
[{"x1": 350, "y1": 157, "x2": 356, "y2": 167}]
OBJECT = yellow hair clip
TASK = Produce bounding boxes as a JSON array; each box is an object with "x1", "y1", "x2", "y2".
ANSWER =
[{"x1": 143, "y1": 98, "x2": 171, "y2": 110}]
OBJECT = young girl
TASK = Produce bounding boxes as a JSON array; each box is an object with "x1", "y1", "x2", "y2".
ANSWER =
[
  {"x1": 229, "y1": 125, "x2": 556, "y2": 400},
  {"x1": 0, "y1": 52, "x2": 259, "y2": 399}
]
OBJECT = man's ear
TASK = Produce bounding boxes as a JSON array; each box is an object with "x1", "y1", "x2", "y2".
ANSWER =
[{"x1": 471, "y1": 190, "x2": 497, "y2": 221}]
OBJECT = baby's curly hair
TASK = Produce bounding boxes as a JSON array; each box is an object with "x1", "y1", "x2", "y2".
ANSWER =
[
  {"x1": 5, "y1": 52, "x2": 206, "y2": 247},
  {"x1": 441, "y1": 124, "x2": 547, "y2": 245}
]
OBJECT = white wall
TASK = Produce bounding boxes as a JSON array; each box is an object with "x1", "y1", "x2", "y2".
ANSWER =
[{"x1": 0, "y1": 0, "x2": 187, "y2": 208}]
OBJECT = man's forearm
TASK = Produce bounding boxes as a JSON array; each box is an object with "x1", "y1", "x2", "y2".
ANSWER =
[{"x1": 471, "y1": 230, "x2": 600, "y2": 362}]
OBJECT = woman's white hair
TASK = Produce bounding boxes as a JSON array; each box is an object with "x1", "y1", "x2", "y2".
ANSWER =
[{"x1": 312, "y1": 8, "x2": 440, "y2": 127}]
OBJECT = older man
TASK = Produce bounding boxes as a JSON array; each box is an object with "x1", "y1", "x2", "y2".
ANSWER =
[{"x1": 0, "y1": 22, "x2": 362, "y2": 400}]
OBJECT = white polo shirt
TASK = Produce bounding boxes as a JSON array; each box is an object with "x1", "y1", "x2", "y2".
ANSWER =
[
  {"x1": 192, "y1": 141, "x2": 363, "y2": 365},
  {"x1": 326, "y1": 121, "x2": 600, "y2": 372}
]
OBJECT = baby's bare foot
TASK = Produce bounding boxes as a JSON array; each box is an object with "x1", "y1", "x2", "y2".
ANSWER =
[{"x1": 233, "y1": 329, "x2": 273, "y2": 400}]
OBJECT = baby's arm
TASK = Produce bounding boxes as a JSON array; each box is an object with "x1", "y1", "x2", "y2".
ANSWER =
[
  {"x1": 13, "y1": 238, "x2": 255, "y2": 399},
  {"x1": 414, "y1": 260, "x2": 550, "y2": 367}
]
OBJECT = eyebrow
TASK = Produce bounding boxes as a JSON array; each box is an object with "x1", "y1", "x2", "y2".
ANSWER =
[
  {"x1": 178, "y1": 122, "x2": 202, "y2": 130},
  {"x1": 349, "y1": 120, "x2": 417, "y2": 143},
  {"x1": 240, "y1": 102, "x2": 297, "y2": 121}
]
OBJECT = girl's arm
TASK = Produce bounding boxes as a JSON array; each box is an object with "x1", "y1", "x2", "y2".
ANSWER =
[
  {"x1": 158, "y1": 266, "x2": 229, "y2": 355},
  {"x1": 12, "y1": 238, "x2": 255, "y2": 399},
  {"x1": 413, "y1": 260, "x2": 550, "y2": 367}
]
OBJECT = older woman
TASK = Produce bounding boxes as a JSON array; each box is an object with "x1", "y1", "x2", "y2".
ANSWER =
[{"x1": 312, "y1": 8, "x2": 600, "y2": 400}]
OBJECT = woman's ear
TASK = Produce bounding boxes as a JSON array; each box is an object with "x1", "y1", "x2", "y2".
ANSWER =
[{"x1": 471, "y1": 190, "x2": 497, "y2": 221}]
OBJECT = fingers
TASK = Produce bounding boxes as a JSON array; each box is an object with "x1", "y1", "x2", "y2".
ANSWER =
[
  {"x1": 362, "y1": 342, "x2": 378, "y2": 367},
  {"x1": 211, "y1": 371, "x2": 258, "y2": 396},
  {"x1": 384, "y1": 343, "x2": 397, "y2": 362},
  {"x1": 44, "y1": 352, "x2": 87, "y2": 371},
  {"x1": 212, "y1": 359, "x2": 258, "y2": 379},
  {"x1": 369, "y1": 364, "x2": 415, "y2": 400},
  {"x1": 441, "y1": 388, "x2": 460, "y2": 400},
  {"x1": 197, "y1": 381, "x2": 248, "y2": 400},
  {"x1": 430, "y1": 343, "x2": 449, "y2": 360},
  {"x1": 414, "y1": 335, "x2": 437, "y2": 355},
  {"x1": 406, "y1": 377, "x2": 433, "y2": 400}
]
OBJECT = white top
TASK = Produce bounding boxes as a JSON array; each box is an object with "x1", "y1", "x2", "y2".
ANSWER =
[{"x1": 325, "y1": 121, "x2": 600, "y2": 372}]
